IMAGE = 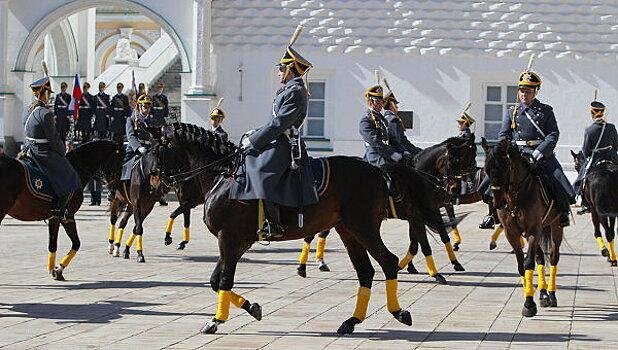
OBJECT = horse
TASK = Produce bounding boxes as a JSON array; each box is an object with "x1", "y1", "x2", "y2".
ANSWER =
[
  {"x1": 0, "y1": 140, "x2": 124, "y2": 280},
  {"x1": 399, "y1": 136, "x2": 477, "y2": 275},
  {"x1": 163, "y1": 178, "x2": 205, "y2": 250},
  {"x1": 571, "y1": 150, "x2": 618, "y2": 265},
  {"x1": 483, "y1": 138, "x2": 563, "y2": 317},
  {"x1": 155, "y1": 122, "x2": 420, "y2": 334},
  {"x1": 296, "y1": 229, "x2": 331, "y2": 278}
]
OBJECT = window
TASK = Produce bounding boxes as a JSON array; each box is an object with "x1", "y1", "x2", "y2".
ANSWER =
[
  {"x1": 483, "y1": 84, "x2": 517, "y2": 141},
  {"x1": 304, "y1": 82, "x2": 325, "y2": 137}
]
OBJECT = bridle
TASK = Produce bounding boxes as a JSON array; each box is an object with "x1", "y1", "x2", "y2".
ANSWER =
[{"x1": 489, "y1": 149, "x2": 533, "y2": 216}]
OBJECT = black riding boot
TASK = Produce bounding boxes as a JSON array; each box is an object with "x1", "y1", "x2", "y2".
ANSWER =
[
  {"x1": 258, "y1": 201, "x2": 284, "y2": 239},
  {"x1": 577, "y1": 196, "x2": 591, "y2": 215},
  {"x1": 51, "y1": 194, "x2": 72, "y2": 222},
  {"x1": 479, "y1": 200, "x2": 497, "y2": 229}
]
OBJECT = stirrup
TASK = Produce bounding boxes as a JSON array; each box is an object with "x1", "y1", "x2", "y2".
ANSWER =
[
  {"x1": 576, "y1": 207, "x2": 591, "y2": 215},
  {"x1": 50, "y1": 209, "x2": 74, "y2": 223},
  {"x1": 257, "y1": 219, "x2": 284, "y2": 239}
]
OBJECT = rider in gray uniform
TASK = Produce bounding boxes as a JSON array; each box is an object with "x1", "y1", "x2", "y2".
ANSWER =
[
  {"x1": 209, "y1": 106, "x2": 229, "y2": 141},
  {"x1": 360, "y1": 85, "x2": 402, "y2": 167},
  {"x1": 383, "y1": 89, "x2": 421, "y2": 163}
]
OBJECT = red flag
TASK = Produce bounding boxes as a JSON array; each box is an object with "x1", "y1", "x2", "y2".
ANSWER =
[{"x1": 68, "y1": 71, "x2": 82, "y2": 121}]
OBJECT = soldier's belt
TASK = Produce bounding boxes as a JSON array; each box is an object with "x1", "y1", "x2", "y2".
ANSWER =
[
  {"x1": 96, "y1": 107, "x2": 107, "y2": 109},
  {"x1": 153, "y1": 107, "x2": 164, "y2": 110},
  {"x1": 140, "y1": 140, "x2": 151, "y2": 145},
  {"x1": 114, "y1": 108, "x2": 124, "y2": 111},
  {"x1": 516, "y1": 140, "x2": 542, "y2": 146},
  {"x1": 26, "y1": 137, "x2": 49, "y2": 143}
]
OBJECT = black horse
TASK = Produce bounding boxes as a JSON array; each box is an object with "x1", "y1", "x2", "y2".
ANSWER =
[
  {"x1": 572, "y1": 150, "x2": 618, "y2": 265},
  {"x1": 0, "y1": 140, "x2": 124, "y2": 280},
  {"x1": 155, "y1": 122, "x2": 426, "y2": 334},
  {"x1": 163, "y1": 178, "x2": 205, "y2": 250}
]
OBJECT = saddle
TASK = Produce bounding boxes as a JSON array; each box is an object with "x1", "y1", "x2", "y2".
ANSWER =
[{"x1": 15, "y1": 157, "x2": 55, "y2": 202}]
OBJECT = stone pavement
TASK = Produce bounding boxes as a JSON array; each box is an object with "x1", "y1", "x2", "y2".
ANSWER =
[{"x1": 0, "y1": 202, "x2": 617, "y2": 349}]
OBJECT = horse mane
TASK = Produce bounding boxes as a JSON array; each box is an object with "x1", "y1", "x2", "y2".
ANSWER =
[
  {"x1": 165, "y1": 122, "x2": 237, "y2": 156},
  {"x1": 67, "y1": 139, "x2": 120, "y2": 158}
]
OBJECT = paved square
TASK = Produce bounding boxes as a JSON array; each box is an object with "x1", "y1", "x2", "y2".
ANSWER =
[{"x1": 0, "y1": 202, "x2": 617, "y2": 349}]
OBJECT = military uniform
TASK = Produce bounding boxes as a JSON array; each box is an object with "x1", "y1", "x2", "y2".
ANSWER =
[
  {"x1": 77, "y1": 85, "x2": 95, "y2": 140},
  {"x1": 153, "y1": 91, "x2": 169, "y2": 121},
  {"x1": 212, "y1": 125, "x2": 228, "y2": 141},
  {"x1": 110, "y1": 88, "x2": 130, "y2": 142},
  {"x1": 209, "y1": 104, "x2": 229, "y2": 141},
  {"x1": 53, "y1": 86, "x2": 71, "y2": 142},
  {"x1": 383, "y1": 89, "x2": 422, "y2": 159},
  {"x1": 361, "y1": 108, "x2": 400, "y2": 166},
  {"x1": 94, "y1": 83, "x2": 111, "y2": 139}
]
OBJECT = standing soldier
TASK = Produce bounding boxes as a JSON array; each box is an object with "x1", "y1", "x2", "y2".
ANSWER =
[
  {"x1": 209, "y1": 98, "x2": 229, "y2": 141},
  {"x1": 382, "y1": 79, "x2": 421, "y2": 163},
  {"x1": 152, "y1": 82, "x2": 169, "y2": 121},
  {"x1": 110, "y1": 82, "x2": 130, "y2": 142},
  {"x1": 229, "y1": 26, "x2": 318, "y2": 239},
  {"x1": 93, "y1": 81, "x2": 111, "y2": 139},
  {"x1": 137, "y1": 82, "x2": 147, "y2": 100},
  {"x1": 498, "y1": 67, "x2": 575, "y2": 227},
  {"x1": 77, "y1": 82, "x2": 94, "y2": 142},
  {"x1": 23, "y1": 77, "x2": 81, "y2": 220},
  {"x1": 53, "y1": 82, "x2": 71, "y2": 142},
  {"x1": 573, "y1": 99, "x2": 618, "y2": 214}
]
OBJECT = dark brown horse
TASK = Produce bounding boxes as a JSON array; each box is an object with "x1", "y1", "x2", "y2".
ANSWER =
[
  {"x1": 0, "y1": 140, "x2": 124, "y2": 280},
  {"x1": 572, "y1": 150, "x2": 618, "y2": 265},
  {"x1": 163, "y1": 178, "x2": 205, "y2": 250},
  {"x1": 156, "y1": 122, "x2": 417, "y2": 334},
  {"x1": 483, "y1": 138, "x2": 563, "y2": 317}
]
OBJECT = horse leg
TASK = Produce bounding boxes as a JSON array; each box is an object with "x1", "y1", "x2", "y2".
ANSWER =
[
  {"x1": 53, "y1": 220, "x2": 81, "y2": 281},
  {"x1": 536, "y1": 244, "x2": 550, "y2": 307},
  {"x1": 297, "y1": 234, "x2": 314, "y2": 278},
  {"x1": 113, "y1": 205, "x2": 133, "y2": 257},
  {"x1": 591, "y1": 209, "x2": 609, "y2": 257},
  {"x1": 445, "y1": 204, "x2": 462, "y2": 251},
  {"x1": 399, "y1": 221, "x2": 419, "y2": 274},
  {"x1": 47, "y1": 219, "x2": 62, "y2": 280},
  {"x1": 125, "y1": 199, "x2": 156, "y2": 263},
  {"x1": 504, "y1": 226, "x2": 529, "y2": 313},
  {"x1": 521, "y1": 229, "x2": 539, "y2": 317},
  {"x1": 416, "y1": 223, "x2": 447, "y2": 285},
  {"x1": 164, "y1": 205, "x2": 182, "y2": 246},
  {"x1": 489, "y1": 224, "x2": 504, "y2": 250},
  {"x1": 548, "y1": 223, "x2": 564, "y2": 306},
  {"x1": 316, "y1": 229, "x2": 330, "y2": 272},
  {"x1": 108, "y1": 198, "x2": 120, "y2": 254},
  {"x1": 606, "y1": 216, "x2": 617, "y2": 266},
  {"x1": 439, "y1": 229, "x2": 465, "y2": 271},
  {"x1": 177, "y1": 207, "x2": 192, "y2": 250},
  {"x1": 209, "y1": 258, "x2": 261, "y2": 322}
]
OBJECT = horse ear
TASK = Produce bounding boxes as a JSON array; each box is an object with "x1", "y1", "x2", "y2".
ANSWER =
[
  {"x1": 570, "y1": 150, "x2": 577, "y2": 159},
  {"x1": 481, "y1": 137, "x2": 488, "y2": 151}
]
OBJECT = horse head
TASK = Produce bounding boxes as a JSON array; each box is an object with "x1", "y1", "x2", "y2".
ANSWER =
[
  {"x1": 441, "y1": 135, "x2": 478, "y2": 199},
  {"x1": 482, "y1": 137, "x2": 524, "y2": 210},
  {"x1": 571, "y1": 150, "x2": 585, "y2": 172},
  {"x1": 67, "y1": 140, "x2": 126, "y2": 188}
]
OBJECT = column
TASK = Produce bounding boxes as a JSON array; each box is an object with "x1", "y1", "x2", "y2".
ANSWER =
[
  {"x1": 187, "y1": 0, "x2": 212, "y2": 94},
  {"x1": 0, "y1": 0, "x2": 10, "y2": 150}
]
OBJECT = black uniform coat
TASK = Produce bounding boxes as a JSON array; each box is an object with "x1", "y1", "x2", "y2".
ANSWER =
[
  {"x1": 573, "y1": 120, "x2": 618, "y2": 193},
  {"x1": 229, "y1": 77, "x2": 318, "y2": 207},
  {"x1": 77, "y1": 92, "x2": 95, "y2": 132},
  {"x1": 385, "y1": 110, "x2": 422, "y2": 156},
  {"x1": 458, "y1": 127, "x2": 473, "y2": 139},
  {"x1": 360, "y1": 109, "x2": 398, "y2": 167},
  {"x1": 120, "y1": 111, "x2": 166, "y2": 180},
  {"x1": 53, "y1": 91, "x2": 71, "y2": 134},
  {"x1": 212, "y1": 125, "x2": 228, "y2": 141},
  {"x1": 23, "y1": 101, "x2": 81, "y2": 197},
  {"x1": 498, "y1": 99, "x2": 575, "y2": 199},
  {"x1": 93, "y1": 92, "x2": 111, "y2": 133},
  {"x1": 152, "y1": 93, "x2": 169, "y2": 121},
  {"x1": 110, "y1": 93, "x2": 130, "y2": 137}
]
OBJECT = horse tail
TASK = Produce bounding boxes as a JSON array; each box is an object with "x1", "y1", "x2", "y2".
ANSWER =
[
  {"x1": 381, "y1": 163, "x2": 446, "y2": 232},
  {"x1": 539, "y1": 226, "x2": 552, "y2": 263},
  {"x1": 588, "y1": 166, "x2": 618, "y2": 216}
]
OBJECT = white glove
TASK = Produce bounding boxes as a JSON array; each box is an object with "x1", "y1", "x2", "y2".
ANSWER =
[
  {"x1": 391, "y1": 152, "x2": 403, "y2": 162},
  {"x1": 246, "y1": 129, "x2": 256, "y2": 136},
  {"x1": 532, "y1": 149, "x2": 543, "y2": 161},
  {"x1": 241, "y1": 137, "x2": 253, "y2": 150},
  {"x1": 403, "y1": 151, "x2": 413, "y2": 159},
  {"x1": 137, "y1": 146, "x2": 147, "y2": 155}
]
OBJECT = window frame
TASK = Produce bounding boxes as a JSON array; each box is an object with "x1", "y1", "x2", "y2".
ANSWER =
[
  {"x1": 482, "y1": 83, "x2": 518, "y2": 142},
  {"x1": 303, "y1": 81, "x2": 327, "y2": 138}
]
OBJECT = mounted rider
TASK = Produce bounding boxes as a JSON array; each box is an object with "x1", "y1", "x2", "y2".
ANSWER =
[
  {"x1": 456, "y1": 111, "x2": 475, "y2": 139},
  {"x1": 573, "y1": 99, "x2": 618, "y2": 214},
  {"x1": 498, "y1": 67, "x2": 575, "y2": 227},
  {"x1": 209, "y1": 98, "x2": 229, "y2": 141},
  {"x1": 229, "y1": 25, "x2": 318, "y2": 239},
  {"x1": 121, "y1": 94, "x2": 166, "y2": 181},
  {"x1": 23, "y1": 76, "x2": 81, "y2": 221},
  {"x1": 382, "y1": 78, "x2": 422, "y2": 164}
]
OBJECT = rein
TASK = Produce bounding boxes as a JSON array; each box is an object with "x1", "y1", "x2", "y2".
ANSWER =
[{"x1": 166, "y1": 150, "x2": 241, "y2": 185}]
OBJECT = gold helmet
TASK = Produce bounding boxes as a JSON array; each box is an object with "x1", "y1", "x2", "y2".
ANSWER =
[
  {"x1": 383, "y1": 91, "x2": 399, "y2": 109},
  {"x1": 364, "y1": 85, "x2": 383, "y2": 101},
  {"x1": 277, "y1": 25, "x2": 312, "y2": 76},
  {"x1": 30, "y1": 77, "x2": 53, "y2": 95},
  {"x1": 518, "y1": 71, "x2": 541, "y2": 89},
  {"x1": 210, "y1": 107, "x2": 225, "y2": 120},
  {"x1": 591, "y1": 101, "x2": 606, "y2": 118},
  {"x1": 457, "y1": 112, "x2": 476, "y2": 127},
  {"x1": 137, "y1": 94, "x2": 153, "y2": 105}
]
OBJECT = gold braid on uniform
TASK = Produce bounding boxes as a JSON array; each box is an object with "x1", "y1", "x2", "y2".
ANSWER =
[{"x1": 368, "y1": 112, "x2": 381, "y2": 129}]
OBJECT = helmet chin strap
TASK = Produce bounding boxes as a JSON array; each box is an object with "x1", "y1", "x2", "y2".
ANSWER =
[{"x1": 280, "y1": 65, "x2": 291, "y2": 84}]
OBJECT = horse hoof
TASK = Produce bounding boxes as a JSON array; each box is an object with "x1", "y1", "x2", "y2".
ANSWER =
[
  {"x1": 137, "y1": 253, "x2": 146, "y2": 263},
  {"x1": 489, "y1": 241, "x2": 497, "y2": 251},
  {"x1": 249, "y1": 303, "x2": 262, "y2": 321},
  {"x1": 123, "y1": 247, "x2": 130, "y2": 259},
  {"x1": 548, "y1": 292, "x2": 558, "y2": 307},
  {"x1": 391, "y1": 310, "x2": 413, "y2": 326},
  {"x1": 297, "y1": 264, "x2": 307, "y2": 278},
  {"x1": 452, "y1": 260, "x2": 465, "y2": 271},
  {"x1": 51, "y1": 267, "x2": 65, "y2": 281},
  {"x1": 407, "y1": 264, "x2": 419, "y2": 274},
  {"x1": 337, "y1": 317, "x2": 361, "y2": 334},
  {"x1": 522, "y1": 297, "x2": 537, "y2": 317},
  {"x1": 200, "y1": 318, "x2": 222, "y2": 334},
  {"x1": 611, "y1": 260, "x2": 618, "y2": 267},
  {"x1": 112, "y1": 246, "x2": 120, "y2": 257},
  {"x1": 317, "y1": 259, "x2": 330, "y2": 272},
  {"x1": 177, "y1": 241, "x2": 188, "y2": 250},
  {"x1": 433, "y1": 273, "x2": 448, "y2": 285},
  {"x1": 601, "y1": 248, "x2": 609, "y2": 257},
  {"x1": 539, "y1": 289, "x2": 550, "y2": 308},
  {"x1": 453, "y1": 242, "x2": 460, "y2": 252},
  {"x1": 108, "y1": 243, "x2": 114, "y2": 255},
  {"x1": 164, "y1": 233, "x2": 172, "y2": 246}
]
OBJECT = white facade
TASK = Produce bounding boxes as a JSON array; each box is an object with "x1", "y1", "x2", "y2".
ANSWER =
[{"x1": 2, "y1": 0, "x2": 618, "y2": 169}]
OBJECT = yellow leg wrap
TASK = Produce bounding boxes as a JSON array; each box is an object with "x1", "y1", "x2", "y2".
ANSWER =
[
  {"x1": 608, "y1": 240, "x2": 617, "y2": 261},
  {"x1": 596, "y1": 236, "x2": 607, "y2": 249},
  {"x1": 445, "y1": 242, "x2": 457, "y2": 262},
  {"x1": 491, "y1": 225, "x2": 504, "y2": 242},
  {"x1": 114, "y1": 228, "x2": 125, "y2": 245},
  {"x1": 165, "y1": 218, "x2": 174, "y2": 233},
  {"x1": 182, "y1": 227, "x2": 190, "y2": 242},
  {"x1": 520, "y1": 235, "x2": 526, "y2": 249},
  {"x1": 230, "y1": 291, "x2": 247, "y2": 308},
  {"x1": 537, "y1": 264, "x2": 547, "y2": 290},
  {"x1": 425, "y1": 255, "x2": 438, "y2": 276},
  {"x1": 398, "y1": 251, "x2": 414, "y2": 269},
  {"x1": 524, "y1": 269, "x2": 535, "y2": 297},
  {"x1": 214, "y1": 290, "x2": 232, "y2": 321},
  {"x1": 316, "y1": 237, "x2": 326, "y2": 259},
  {"x1": 299, "y1": 242, "x2": 310, "y2": 264},
  {"x1": 548, "y1": 265, "x2": 557, "y2": 292},
  {"x1": 452, "y1": 227, "x2": 462, "y2": 244},
  {"x1": 520, "y1": 276, "x2": 525, "y2": 288},
  {"x1": 60, "y1": 249, "x2": 77, "y2": 267},
  {"x1": 136, "y1": 235, "x2": 143, "y2": 251},
  {"x1": 108, "y1": 224, "x2": 116, "y2": 242},
  {"x1": 47, "y1": 252, "x2": 56, "y2": 272},
  {"x1": 125, "y1": 233, "x2": 137, "y2": 248},
  {"x1": 385, "y1": 279, "x2": 401, "y2": 313},
  {"x1": 352, "y1": 286, "x2": 371, "y2": 321}
]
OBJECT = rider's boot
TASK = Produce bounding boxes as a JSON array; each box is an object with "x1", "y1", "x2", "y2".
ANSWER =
[
  {"x1": 51, "y1": 194, "x2": 72, "y2": 222},
  {"x1": 258, "y1": 201, "x2": 284, "y2": 239}
]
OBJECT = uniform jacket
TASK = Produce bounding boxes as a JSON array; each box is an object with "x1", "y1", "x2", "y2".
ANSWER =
[
  {"x1": 53, "y1": 91, "x2": 71, "y2": 133},
  {"x1": 458, "y1": 127, "x2": 473, "y2": 139},
  {"x1": 152, "y1": 93, "x2": 169, "y2": 120},
  {"x1": 360, "y1": 109, "x2": 398, "y2": 167},
  {"x1": 93, "y1": 92, "x2": 111, "y2": 133},
  {"x1": 385, "y1": 110, "x2": 421, "y2": 156},
  {"x1": 77, "y1": 92, "x2": 95, "y2": 132},
  {"x1": 573, "y1": 120, "x2": 618, "y2": 194},
  {"x1": 229, "y1": 77, "x2": 318, "y2": 207},
  {"x1": 23, "y1": 101, "x2": 81, "y2": 197},
  {"x1": 110, "y1": 93, "x2": 130, "y2": 136},
  {"x1": 121, "y1": 111, "x2": 166, "y2": 180},
  {"x1": 212, "y1": 125, "x2": 228, "y2": 141}
]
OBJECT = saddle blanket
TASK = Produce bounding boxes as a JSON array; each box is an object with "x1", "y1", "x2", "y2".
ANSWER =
[
  {"x1": 17, "y1": 159, "x2": 54, "y2": 202},
  {"x1": 309, "y1": 157, "x2": 331, "y2": 197}
]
